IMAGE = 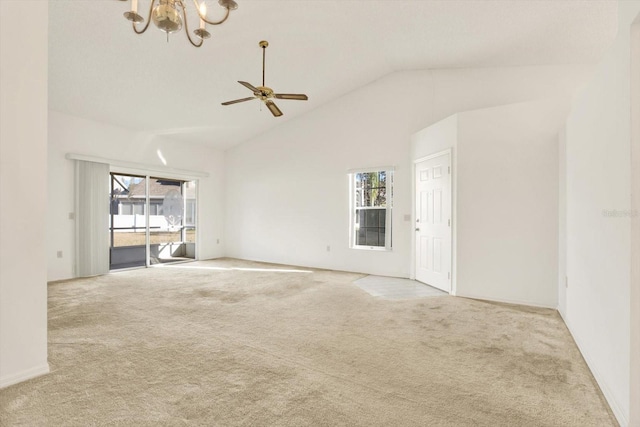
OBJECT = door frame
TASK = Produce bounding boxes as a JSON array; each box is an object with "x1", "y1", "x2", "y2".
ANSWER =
[{"x1": 411, "y1": 148, "x2": 456, "y2": 295}]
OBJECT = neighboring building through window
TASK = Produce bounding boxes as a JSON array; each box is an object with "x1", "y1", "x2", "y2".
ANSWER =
[{"x1": 350, "y1": 168, "x2": 393, "y2": 250}]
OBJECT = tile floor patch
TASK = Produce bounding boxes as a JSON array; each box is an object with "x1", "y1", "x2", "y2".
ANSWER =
[{"x1": 354, "y1": 275, "x2": 447, "y2": 300}]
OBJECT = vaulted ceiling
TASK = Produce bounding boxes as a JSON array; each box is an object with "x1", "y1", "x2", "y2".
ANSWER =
[{"x1": 49, "y1": 0, "x2": 618, "y2": 149}]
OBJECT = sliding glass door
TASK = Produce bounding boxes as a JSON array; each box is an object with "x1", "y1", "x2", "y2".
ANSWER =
[
  {"x1": 109, "y1": 173, "x2": 197, "y2": 270},
  {"x1": 148, "y1": 177, "x2": 196, "y2": 265},
  {"x1": 110, "y1": 173, "x2": 147, "y2": 270}
]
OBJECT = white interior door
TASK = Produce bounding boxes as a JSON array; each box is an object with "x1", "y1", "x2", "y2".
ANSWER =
[{"x1": 415, "y1": 152, "x2": 452, "y2": 292}]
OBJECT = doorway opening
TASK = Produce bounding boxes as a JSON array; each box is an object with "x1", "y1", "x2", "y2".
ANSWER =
[{"x1": 109, "y1": 173, "x2": 197, "y2": 270}]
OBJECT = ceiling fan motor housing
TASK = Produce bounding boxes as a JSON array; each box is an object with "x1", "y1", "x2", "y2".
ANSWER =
[{"x1": 256, "y1": 86, "x2": 274, "y2": 100}]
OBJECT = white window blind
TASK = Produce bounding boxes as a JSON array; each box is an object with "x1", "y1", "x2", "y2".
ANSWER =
[{"x1": 75, "y1": 160, "x2": 110, "y2": 277}]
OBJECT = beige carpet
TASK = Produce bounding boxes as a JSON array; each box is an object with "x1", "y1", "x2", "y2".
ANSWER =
[{"x1": 0, "y1": 259, "x2": 617, "y2": 426}]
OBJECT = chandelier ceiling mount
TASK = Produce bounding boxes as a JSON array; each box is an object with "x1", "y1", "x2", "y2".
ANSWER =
[{"x1": 120, "y1": 0, "x2": 238, "y2": 47}]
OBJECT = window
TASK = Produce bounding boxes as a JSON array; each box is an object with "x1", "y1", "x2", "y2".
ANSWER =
[
  {"x1": 133, "y1": 202, "x2": 144, "y2": 216},
  {"x1": 148, "y1": 201, "x2": 163, "y2": 216},
  {"x1": 120, "y1": 203, "x2": 132, "y2": 215},
  {"x1": 350, "y1": 168, "x2": 393, "y2": 250}
]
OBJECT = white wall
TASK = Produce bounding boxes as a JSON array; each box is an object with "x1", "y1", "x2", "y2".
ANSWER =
[
  {"x1": 48, "y1": 111, "x2": 226, "y2": 281},
  {"x1": 0, "y1": 0, "x2": 50, "y2": 387},
  {"x1": 629, "y1": 15, "x2": 640, "y2": 427},
  {"x1": 455, "y1": 100, "x2": 563, "y2": 308},
  {"x1": 412, "y1": 101, "x2": 564, "y2": 308},
  {"x1": 558, "y1": 127, "x2": 567, "y2": 316},
  {"x1": 225, "y1": 65, "x2": 591, "y2": 277},
  {"x1": 412, "y1": 114, "x2": 459, "y2": 160},
  {"x1": 561, "y1": 2, "x2": 640, "y2": 425}
]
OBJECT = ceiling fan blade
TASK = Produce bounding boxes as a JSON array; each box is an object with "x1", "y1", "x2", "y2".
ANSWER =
[
  {"x1": 274, "y1": 94, "x2": 308, "y2": 101},
  {"x1": 221, "y1": 97, "x2": 256, "y2": 106},
  {"x1": 265, "y1": 100, "x2": 283, "y2": 117},
  {"x1": 238, "y1": 81, "x2": 260, "y2": 93}
]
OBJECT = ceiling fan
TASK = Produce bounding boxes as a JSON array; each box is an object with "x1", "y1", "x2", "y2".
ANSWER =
[{"x1": 221, "y1": 41, "x2": 308, "y2": 117}]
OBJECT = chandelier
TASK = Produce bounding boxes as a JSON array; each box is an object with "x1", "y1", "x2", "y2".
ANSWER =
[{"x1": 121, "y1": 0, "x2": 238, "y2": 47}]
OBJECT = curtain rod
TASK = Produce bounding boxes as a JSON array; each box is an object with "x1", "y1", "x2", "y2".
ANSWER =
[{"x1": 65, "y1": 153, "x2": 210, "y2": 179}]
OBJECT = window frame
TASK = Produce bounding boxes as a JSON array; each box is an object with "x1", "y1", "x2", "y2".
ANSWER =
[{"x1": 349, "y1": 167, "x2": 394, "y2": 251}]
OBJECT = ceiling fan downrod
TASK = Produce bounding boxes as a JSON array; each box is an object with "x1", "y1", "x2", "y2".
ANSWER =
[{"x1": 260, "y1": 40, "x2": 268, "y2": 87}]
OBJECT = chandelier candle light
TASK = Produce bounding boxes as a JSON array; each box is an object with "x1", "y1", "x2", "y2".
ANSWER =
[{"x1": 121, "y1": 0, "x2": 238, "y2": 47}]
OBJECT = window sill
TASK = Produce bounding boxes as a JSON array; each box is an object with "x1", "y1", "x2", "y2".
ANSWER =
[{"x1": 350, "y1": 246, "x2": 392, "y2": 252}]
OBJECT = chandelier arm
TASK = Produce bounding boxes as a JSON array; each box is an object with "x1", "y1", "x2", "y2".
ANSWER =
[
  {"x1": 191, "y1": 0, "x2": 231, "y2": 26},
  {"x1": 182, "y1": 6, "x2": 204, "y2": 47},
  {"x1": 132, "y1": 0, "x2": 156, "y2": 34}
]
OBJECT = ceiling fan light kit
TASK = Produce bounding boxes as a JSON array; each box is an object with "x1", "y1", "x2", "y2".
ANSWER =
[
  {"x1": 222, "y1": 41, "x2": 309, "y2": 117},
  {"x1": 121, "y1": 0, "x2": 238, "y2": 47}
]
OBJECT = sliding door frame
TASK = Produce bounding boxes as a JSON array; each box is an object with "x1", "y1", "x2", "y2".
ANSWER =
[
  {"x1": 109, "y1": 167, "x2": 200, "y2": 270},
  {"x1": 145, "y1": 176, "x2": 151, "y2": 268}
]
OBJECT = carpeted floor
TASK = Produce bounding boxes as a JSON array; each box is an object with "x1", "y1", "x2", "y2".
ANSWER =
[{"x1": 0, "y1": 258, "x2": 617, "y2": 426}]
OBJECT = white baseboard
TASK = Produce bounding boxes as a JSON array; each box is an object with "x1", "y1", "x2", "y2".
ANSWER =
[
  {"x1": 0, "y1": 363, "x2": 50, "y2": 389},
  {"x1": 558, "y1": 311, "x2": 628, "y2": 427},
  {"x1": 455, "y1": 292, "x2": 557, "y2": 309}
]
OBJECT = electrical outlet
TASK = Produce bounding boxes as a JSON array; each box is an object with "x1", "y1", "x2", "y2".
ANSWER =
[
  {"x1": 68, "y1": 212, "x2": 75, "y2": 220},
  {"x1": 404, "y1": 214, "x2": 411, "y2": 221},
  {"x1": 565, "y1": 276, "x2": 569, "y2": 288},
  {"x1": 216, "y1": 239, "x2": 220, "y2": 244},
  {"x1": 57, "y1": 251, "x2": 63, "y2": 258},
  {"x1": 326, "y1": 245, "x2": 331, "y2": 252}
]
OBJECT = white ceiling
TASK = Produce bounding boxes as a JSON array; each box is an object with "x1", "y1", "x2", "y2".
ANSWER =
[{"x1": 49, "y1": 0, "x2": 618, "y2": 149}]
